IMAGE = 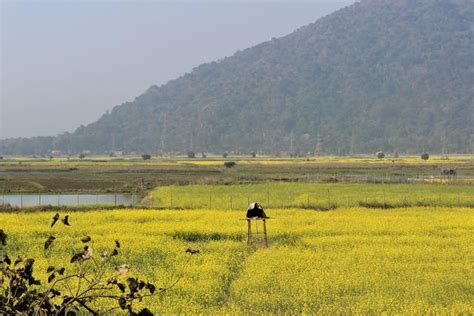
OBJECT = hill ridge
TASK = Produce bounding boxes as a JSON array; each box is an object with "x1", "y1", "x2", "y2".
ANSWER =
[{"x1": 1, "y1": 0, "x2": 473, "y2": 155}]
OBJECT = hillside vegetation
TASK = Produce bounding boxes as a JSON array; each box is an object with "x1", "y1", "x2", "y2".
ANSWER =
[{"x1": 1, "y1": 0, "x2": 473, "y2": 155}]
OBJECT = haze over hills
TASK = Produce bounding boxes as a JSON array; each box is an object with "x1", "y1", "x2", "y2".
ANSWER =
[{"x1": 1, "y1": 0, "x2": 473, "y2": 155}]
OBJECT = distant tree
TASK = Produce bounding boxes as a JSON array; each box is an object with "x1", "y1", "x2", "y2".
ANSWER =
[
  {"x1": 0, "y1": 156, "x2": 3, "y2": 160},
  {"x1": 251, "y1": 152, "x2": 257, "y2": 158},
  {"x1": 376, "y1": 152, "x2": 385, "y2": 159},
  {"x1": 224, "y1": 161, "x2": 236, "y2": 168},
  {"x1": 78, "y1": 154, "x2": 86, "y2": 159},
  {"x1": 394, "y1": 152, "x2": 399, "y2": 158},
  {"x1": 421, "y1": 153, "x2": 429, "y2": 160},
  {"x1": 187, "y1": 151, "x2": 196, "y2": 158},
  {"x1": 142, "y1": 154, "x2": 151, "y2": 160},
  {"x1": 109, "y1": 152, "x2": 116, "y2": 157},
  {"x1": 201, "y1": 152, "x2": 207, "y2": 158},
  {"x1": 222, "y1": 153, "x2": 228, "y2": 158}
]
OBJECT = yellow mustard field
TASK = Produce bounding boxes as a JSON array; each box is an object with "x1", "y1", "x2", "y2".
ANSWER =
[
  {"x1": 2, "y1": 154, "x2": 473, "y2": 167},
  {"x1": 1, "y1": 207, "x2": 473, "y2": 314}
]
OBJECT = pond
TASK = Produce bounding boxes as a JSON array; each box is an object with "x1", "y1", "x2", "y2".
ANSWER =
[{"x1": 0, "y1": 193, "x2": 140, "y2": 207}]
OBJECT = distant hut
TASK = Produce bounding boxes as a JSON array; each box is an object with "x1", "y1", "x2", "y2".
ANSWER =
[{"x1": 441, "y1": 168, "x2": 457, "y2": 177}]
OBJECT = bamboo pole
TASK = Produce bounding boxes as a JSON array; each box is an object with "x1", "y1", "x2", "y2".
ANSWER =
[
  {"x1": 247, "y1": 219, "x2": 252, "y2": 246},
  {"x1": 255, "y1": 219, "x2": 258, "y2": 243},
  {"x1": 263, "y1": 219, "x2": 268, "y2": 248}
]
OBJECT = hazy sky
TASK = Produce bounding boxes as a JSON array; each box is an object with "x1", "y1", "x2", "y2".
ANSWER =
[{"x1": 1, "y1": 0, "x2": 354, "y2": 139}]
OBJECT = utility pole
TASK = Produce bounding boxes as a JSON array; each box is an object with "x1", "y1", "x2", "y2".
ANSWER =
[
  {"x1": 441, "y1": 130, "x2": 448, "y2": 156},
  {"x1": 315, "y1": 133, "x2": 322, "y2": 157},
  {"x1": 189, "y1": 128, "x2": 194, "y2": 152},
  {"x1": 471, "y1": 132, "x2": 474, "y2": 154},
  {"x1": 350, "y1": 126, "x2": 355, "y2": 155},
  {"x1": 160, "y1": 113, "x2": 167, "y2": 154},
  {"x1": 289, "y1": 131, "x2": 294, "y2": 156},
  {"x1": 111, "y1": 134, "x2": 116, "y2": 151}
]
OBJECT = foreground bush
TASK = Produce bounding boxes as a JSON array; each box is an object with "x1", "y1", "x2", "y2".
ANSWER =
[{"x1": 0, "y1": 214, "x2": 197, "y2": 315}]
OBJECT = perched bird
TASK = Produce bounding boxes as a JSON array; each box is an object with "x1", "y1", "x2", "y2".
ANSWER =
[{"x1": 51, "y1": 213, "x2": 60, "y2": 228}]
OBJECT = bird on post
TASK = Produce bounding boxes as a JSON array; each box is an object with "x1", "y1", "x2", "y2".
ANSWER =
[{"x1": 246, "y1": 202, "x2": 267, "y2": 219}]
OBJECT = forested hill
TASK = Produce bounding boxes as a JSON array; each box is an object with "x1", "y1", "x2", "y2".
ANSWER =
[{"x1": 2, "y1": 0, "x2": 473, "y2": 155}]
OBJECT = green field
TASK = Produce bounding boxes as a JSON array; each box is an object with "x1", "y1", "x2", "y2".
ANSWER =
[
  {"x1": 1, "y1": 207, "x2": 473, "y2": 314},
  {"x1": 1, "y1": 155, "x2": 473, "y2": 193},
  {"x1": 149, "y1": 182, "x2": 474, "y2": 209}
]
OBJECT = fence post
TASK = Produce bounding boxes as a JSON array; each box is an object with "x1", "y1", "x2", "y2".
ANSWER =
[
  {"x1": 77, "y1": 194, "x2": 80, "y2": 206},
  {"x1": 39, "y1": 194, "x2": 41, "y2": 206},
  {"x1": 58, "y1": 194, "x2": 60, "y2": 206},
  {"x1": 21, "y1": 194, "x2": 23, "y2": 208},
  {"x1": 114, "y1": 194, "x2": 117, "y2": 207}
]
